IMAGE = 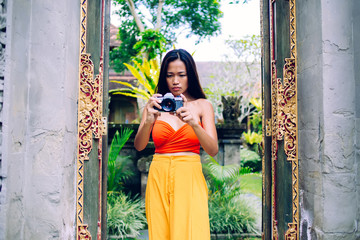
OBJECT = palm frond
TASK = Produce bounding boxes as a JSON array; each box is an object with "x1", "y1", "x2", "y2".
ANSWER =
[
  {"x1": 205, "y1": 157, "x2": 241, "y2": 183},
  {"x1": 107, "y1": 128, "x2": 134, "y2": 192},
  {"x1": 132, "y1": 60, "x2": 153, "y2": 93},
  {"x1": 123, "y1": 63, "x2": 146, "y2": 85}
]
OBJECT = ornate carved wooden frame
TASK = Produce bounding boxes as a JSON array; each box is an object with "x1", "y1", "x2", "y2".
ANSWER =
[
  {"x1": 74, "y1": 0, "x2": 299, "y2": 239},
  {"x1": 76, "y1": 0, "x2": 107, "y2": 239},
  {"x1": 265, "y1": 0, "x2": 299, "y2": 239}
]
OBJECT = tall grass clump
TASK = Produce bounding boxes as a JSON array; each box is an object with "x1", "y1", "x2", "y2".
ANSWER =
[
  {"x1": 107, "y1": 192, "x2": 147, "y2": 238},
  {"x1": 203, "y1": 157, "x2": 258, "y2": 236},
  {"x1": 107, "y1": 127, "x2": 147, "y2": 238}
]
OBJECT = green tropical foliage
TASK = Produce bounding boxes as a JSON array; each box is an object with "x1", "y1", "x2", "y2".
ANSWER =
[
  {"x1": 242, "y1": 97, "x2": 263, "y2": 156},
  {"x1": 226, "y1": 34, "x2": 261, "y2": 63},
  {"x1": 133, "y1": 29, "x2": 167, "y2": 60},
  {"x1": 204, "y1": 35, "x2": 261, "y2": 123},
  {"x1": 111, "y1": 0, "x2": 247, "y2": 72},
  {"x1": 107, "y1": 192, "x2": 147, "y2": 238},
  {"x1": 203, "y1": 157, "x2": 250, "y2": 198},
  {"x1": 242, "y1": 130, "x2": 262, "y2": 154},
  {"x1": 110, "y1": 58, "x2": 159, "y2": 100},
  {"x1": 107, "y1": 128, "x2": 134, "y2": 193},
  {"x1": 107, "y1": 127, "x2": 147, "y2": 238},
  {"x1": 110, "y1": 21, "x2": 140, "y2": 73},
  {"x1": 208, "y1": 196, "x2": 257, "y2": 235},
  {"x1": 242, "y1": 131, "x2": 262, "y2": 146},
  {"x1": 202, "y1": 157, "x2": 257, "y2": 235},
  {"x1": 240, "y1": 148, "x2": 261, "y2": 172},
  {"x1": 249, "y1": 97, "x2": 262, "y2": 133},
  {"x1": 240, "y1": 172, "x2": 262, "y2": 198}
]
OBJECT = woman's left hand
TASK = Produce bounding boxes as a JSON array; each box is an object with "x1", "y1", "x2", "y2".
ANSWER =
[{"x1": 175, "y1": 94, "x2": 198, "y2": 127}]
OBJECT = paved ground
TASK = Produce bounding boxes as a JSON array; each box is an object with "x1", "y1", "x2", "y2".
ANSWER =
[
  {"x1": 241, "y1": 193, "x2": 262, "y2": 231},
  {"x1": 137, "y1": 230, "x2": 149, "y2": 240}
]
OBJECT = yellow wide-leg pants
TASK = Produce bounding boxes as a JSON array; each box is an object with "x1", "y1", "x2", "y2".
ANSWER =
[{"x1": 145, "y1": 154, "x2": 210, "y2": 240}]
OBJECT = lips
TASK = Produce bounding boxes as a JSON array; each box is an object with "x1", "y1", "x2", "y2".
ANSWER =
[{"x1": 172, "y1": 87, "x2": 181, "y2": 91}]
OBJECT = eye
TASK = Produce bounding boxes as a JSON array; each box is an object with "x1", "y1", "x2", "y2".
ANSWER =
[
  {"x1": 166, "y1": 74, "x2": 174, "y2": 78},
  {"x1": 180, "y1": 74, "x2": 187, "y2": 77}
]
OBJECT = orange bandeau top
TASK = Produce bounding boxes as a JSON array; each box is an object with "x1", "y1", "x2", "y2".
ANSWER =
[{"x1": 152, "y1": 120, "x2": 201, "y2": 154}]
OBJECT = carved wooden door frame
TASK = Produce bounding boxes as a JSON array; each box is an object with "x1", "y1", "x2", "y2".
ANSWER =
[
  {"x1": 261, "y1": 0, "x2": 299, "y2": 239},
  {"x1": 73, "y1": 0, "x2": 300, "y2": 239},
  {"x1": 76, "y1": 0, "x2": 110, "y2": 239}
]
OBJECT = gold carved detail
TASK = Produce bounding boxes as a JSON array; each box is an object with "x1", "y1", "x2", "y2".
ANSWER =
[
  {"x1": 269, "y1": 0, "x2": 299, "y2": 238},
  {"x1": 291, "y1": 160, "x2": 299, "y2": 229},
  {"x1": 271, "y1": 60, "x2": 278, "y2": 161},
  {"x1": 282, "y1": 58, "x2": 297, "y2": 161},
  {"x1": 277, "y1": 78, "x2": 285, "y2": 140},
  {"x1": 285, "y1": 222, "x2": 298, "y2": 240},
  {"x1": 289, "y1": 0, "x2": 297, "y2": 59},
  {"x1": 76, "y1": 0, "x2": 105, "y2": 239},
  {"x1": 272, "y1": 60, "x2": 299, "y2": 240},
  {"x1": 265, "y1": 118, "x2": 272, "y2": 136},
  {"x1": 271, "y1": 60, "x2": 278, "y2": 240},
  {"x1": 78, "y1": 224, "x2": 92, "y2": 240},
  {"x1": 273, "y1": 220, "x2": 279, "y2": 240},
  {"x1": 271, "y1": 59, "x2": 278, "y2": 240},
  {"x1": 276, "y1": 58, "x2": 296, "y2": 160},
  {"x1": 78, "y1": 54, "x2": 104, "y2": 160},
  {"x1": 80, "y1": 0, "x2": 87, "y2": 54},
  {"x1": 77, "y1": 54, "x2": 104, "y2": 238}
]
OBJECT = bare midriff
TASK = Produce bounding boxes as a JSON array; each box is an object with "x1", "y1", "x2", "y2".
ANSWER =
[{"x1": 154, "y1": 152, "x2": 199, "y2": 156}]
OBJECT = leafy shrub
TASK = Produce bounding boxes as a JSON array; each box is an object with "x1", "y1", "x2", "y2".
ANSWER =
[
  {"x1": 203, "y1": 157, "x2": 257, "y2": 235},
  {"x1": 241, "y1": 148, "x2": 261, "y2": 172},
  {"x1": 249, "y1": 98, "x2": 262, "y2": 133},
  {"x1": 110, "y1": 58, "x2": 159, "y2": 101},
  {"x1": 107, "y1": 127, "x2": 147, "y2": 239},
  {"x1": 107, "y1": 192, "x2": 147, "y2": 238},
  {"x1": 108, "y1": 128, "x2": 134, "y2": 193},
  {"x1": 209, "y1": 194, "x2": 257, "y2": 235},
  {"x1": 242, "y1": 130, "x2": 262, "y2": 154},
  {"x1": 242, "y1": 131, "x2": 262, "y2": 146}
]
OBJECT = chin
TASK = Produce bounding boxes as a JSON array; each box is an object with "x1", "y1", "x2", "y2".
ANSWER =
[{"x1": 171, "y1": 90, "x2": 182, "y2": 96}]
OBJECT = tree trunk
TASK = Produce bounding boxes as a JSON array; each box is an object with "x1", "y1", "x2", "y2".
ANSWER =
[
  {"x1": 126, "y1": 0, "x2": 145, "y2": 32},
  {"x1": 155, "y1": 0, "x2": 165, "y2": 30}
]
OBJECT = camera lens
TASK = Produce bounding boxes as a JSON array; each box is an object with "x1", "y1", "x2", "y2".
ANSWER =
[{"x1": 161, "y1": 99, "x2": 175, "y2": 112}]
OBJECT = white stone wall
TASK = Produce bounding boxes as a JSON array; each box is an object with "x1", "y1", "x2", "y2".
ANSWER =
[
  {"x1": 354, "y1": 1, "x2": 360, "y2": 239},
  {"x1": 0, "y1": 0, "x2": 6, "y2": 204},
  {"x1": 0, "y1": 1, "x2": 79, "y2": 239},
  {"x1": 298, "y1": 0, "x2": 359, "y2": 239}
]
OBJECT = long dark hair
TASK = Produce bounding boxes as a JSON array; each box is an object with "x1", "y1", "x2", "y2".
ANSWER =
[{"x1": 156, "y1": 49, "x2": 206, "y2": 99}]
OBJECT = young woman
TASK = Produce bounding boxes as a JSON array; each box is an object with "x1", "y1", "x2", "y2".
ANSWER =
[{"x1": 134, "y1": 49, "x2": 218, "y2": 240}]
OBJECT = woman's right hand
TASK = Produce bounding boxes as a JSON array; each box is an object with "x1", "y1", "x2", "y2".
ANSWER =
[
  {"x1": 144, "y1": 94, "x2": 162, "y2": 124},
  {"x1": 134, "y1": 94, "x2": 162, "y2": 151}
]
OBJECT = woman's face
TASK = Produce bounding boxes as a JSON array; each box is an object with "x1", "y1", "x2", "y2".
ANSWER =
[{"x1": 166, "y1": 59, "x2": 189, "y2": 97}]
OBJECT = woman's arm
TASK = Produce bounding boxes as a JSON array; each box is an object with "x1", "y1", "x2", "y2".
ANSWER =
[
  {"x1": 177, "y1": 97, "x2": 218, "y2": 156},
  {"x1": 192, "y1": 100, "x2": 218, "y2": 156},
  {"x1": 134, "y1": 95, "x2": 162, "y2": 151},
  {"x1": 134, "y1": 108, "x2": 153, "y2": 151}
]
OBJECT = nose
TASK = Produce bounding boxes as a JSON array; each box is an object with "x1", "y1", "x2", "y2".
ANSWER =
[{"x1": 173, "y1": 76, "x2": 180, "y2": 84}]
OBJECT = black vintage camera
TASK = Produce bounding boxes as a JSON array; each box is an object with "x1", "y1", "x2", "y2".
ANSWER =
[{"x1": 154, "y1": 93, "x2": 183, "y2": 112}]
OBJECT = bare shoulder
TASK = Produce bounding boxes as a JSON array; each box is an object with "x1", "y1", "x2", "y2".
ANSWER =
[
  {"x1": 191, "y1": 98, "x2": 214, "y2": 117},
  {"x1": 194, "y1": 98, "x2": 213, "y2": 109}
]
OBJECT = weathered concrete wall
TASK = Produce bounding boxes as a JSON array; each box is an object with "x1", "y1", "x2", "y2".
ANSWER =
[
  {"x1": 298, "y1": 0, "x2": 359, "y2": 239},
  {"x1": 354, "y1": 1, "x2": 360, "y2": 239},
  {"x1": 0, "y1": 0, "x2": 7, "y2": 212},
  {"x1": 0, "y1": 1, "x2": 79, "y2": 239}
]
